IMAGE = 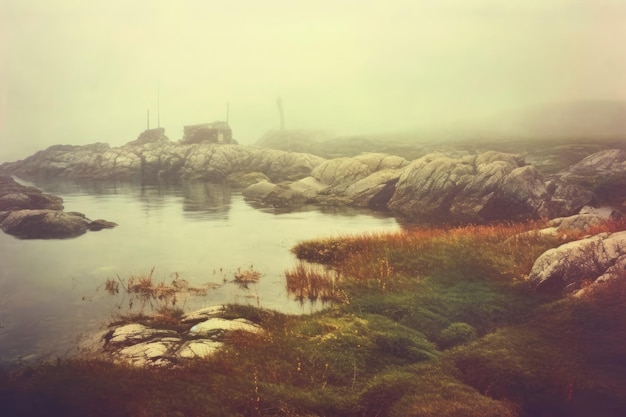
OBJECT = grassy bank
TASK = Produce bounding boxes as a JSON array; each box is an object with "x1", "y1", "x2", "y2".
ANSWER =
[{"x1": 1, "y1": 220, "x2": 625, "y2": 416}]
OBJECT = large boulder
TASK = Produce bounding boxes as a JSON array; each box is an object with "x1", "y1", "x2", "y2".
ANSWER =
[
  {"x1": 0, "y1": 175, "x2": 117, "y2": 239},
  {"x1": 388, "y1": 151, "x2": 550, "y2": 223},
  {"x1": 528, "y1": 230, "x2": 626, "y2": 294},
  {"x1": 557, "y1": 148, "x2": 626, "y2": 206},
  {"x1": 0, "y1": 175, "x2": 63, "y2": 211},
  {"x1": 244, "y1": 153, "x2": 409, "y2": 209},
  {"x1": 0, "y1": 209, "x2": 116, "y2": 239},
  {"x1": 242, "y1": 181, "x2": 307, "y2": 209}
]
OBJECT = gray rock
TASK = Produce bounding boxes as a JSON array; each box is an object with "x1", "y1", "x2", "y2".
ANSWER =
[
  {"x1": 181, "y1": 305, "x2": 226, "y2": 323},
  {"x1": 226, "y1": 171, "x2": 270, "y2": 188},
  {"x1": 177, "y1": 340, "x2": 224, "y2": 359},
  {"x1": 0, "y1": 175, "x2": 64, "y2": 211},
  {"x1": 0, "y1": 141, "x2": 325, "y2": 183},
  {"x1": 87, "y1": 219, "x2": 118, "y2": 231},
  {"x1": 189, "y1": 317, "x2": 262, "y2": 337},
  {"x1": 311, "y1": 157, "x2": 372, "y2": 192},
  {"x1": 528, "y1": 230, "x2": 626, "y2": 294},
  {"x1": 344, "y1": 169, "x2": 403, "y2": 209},
  {"x1": 289, "y1": 177, "x2": 328, "y2": 200},
  {"x1": 557, "y1": 148, "x2": 626, "y2": 206},
  {"x1": 0, "y1": 209, "x2": 90, "y2": 239},
  {"x1": 243, "y1": 181, "x2": 307, "y2": 209},
  {"x1": 388, "y1": 152, "x2": 549, "y2": 223},
  {"x1": 116, "y1": 339, "x2": 180, "y2": 367},
  {"x1": 549, "y1": 206, "x2": 622, "y2": 233},
  {"x1": 107, "y1": 323, "x2": 178, "y2": 345}
]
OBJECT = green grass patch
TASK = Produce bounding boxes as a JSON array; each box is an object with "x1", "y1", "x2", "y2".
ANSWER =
[{"x1": 2, "y1": 218, "x2": 626, "y2": 416}]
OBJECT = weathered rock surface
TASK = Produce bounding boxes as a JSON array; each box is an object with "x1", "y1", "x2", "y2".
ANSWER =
[
  {"x1": 528, "y1": 230, "x2": 626, "y2": 294},
  {"x1": 0, "y1": 174, "x2": 63, "y2": 211},
  {"x1": 0, "y1": 175, "x2": 117, "y2": 238},
  {"x1": 244, "y1": 153, "x2": 409, "y2": 210},
  {"x1": 556, "y1": 148, "x2": 626, "y2": 205},
  {"x1": 0, "y1": 138, "x2": 325, "y2": 183},
  {"x1": 3, "y1": 138, "x2": 625, "y2": 225},
  {"x1": 189, "y1": 317, "x2": 262, "y2": 337},
  {"x1": 97, "y1": 306, "x2": 263, "y2": 367},
  {"x1": 388, "y1": 151, "x2": 552, "y2": 223}
]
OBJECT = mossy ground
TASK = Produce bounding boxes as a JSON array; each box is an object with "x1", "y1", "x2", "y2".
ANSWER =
[{"x1": 1, "y1": 220, "x2": 625, "y2": 416}]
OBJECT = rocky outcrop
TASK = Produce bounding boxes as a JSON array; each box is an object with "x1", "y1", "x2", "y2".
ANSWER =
[
  {"x1": 243, "y1": 153, "x2": 409, "y2": 210},
  {"x1": 242, "y1": 181, "x2": 308, "y2": 209},
  {"x1": 387, "y1": 152, "x2": 551, "y2": 223},
  {"x1": 528, "y1": 230, "x2": 626, "y2": 295},
  {"x1": 94, "y1": 306, "x2": 263, "y2": 367},
  {"x1": 556, "y1": 148, "x2": 626, "y2": 205},
  {"x1": 0, "y1": 139, "x2": 325, "y2": 183},
  {"x1": 0, "y1": 175, "x2": 116, "y2": 239},
  {"x1": 0, "y1": 174, "x2": 63, "y2": 211}
]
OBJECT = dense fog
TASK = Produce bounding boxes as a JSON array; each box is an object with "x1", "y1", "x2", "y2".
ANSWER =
[{"x1": 1, "y1": 0, "x2": 626, "y2": 161}]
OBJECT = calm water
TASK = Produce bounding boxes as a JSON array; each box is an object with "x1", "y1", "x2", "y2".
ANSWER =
[{"x1": 0, "y1": 179, "x2": 400, "y2": 364}]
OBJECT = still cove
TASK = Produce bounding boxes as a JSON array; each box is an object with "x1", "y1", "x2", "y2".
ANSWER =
[{"x1": 0, "y1": 179, "x2": 400, "y2": 364}]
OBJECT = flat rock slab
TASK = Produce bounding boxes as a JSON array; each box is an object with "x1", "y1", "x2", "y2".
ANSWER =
[
  {"x1": 181, "y1": 305, "x2": 226, "y2": 323},
  {"x1": 108, "y1": 323, "x2": 177, "y2": 345},
  {"x1": 178, "y1": 340, "x2": 224, "y2": 359},
  {"x1": 189, "y1": 318, "x2": 262, "y2": 336}
]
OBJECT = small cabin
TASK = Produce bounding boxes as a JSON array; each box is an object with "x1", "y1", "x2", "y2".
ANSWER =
[{"x1": 181, "y1": 121, "x2": 233, "y2": 145}]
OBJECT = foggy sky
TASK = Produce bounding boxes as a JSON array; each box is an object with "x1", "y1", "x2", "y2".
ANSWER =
[{"x1": 1, "y1": 0, "x2": 626, "y2": 162}]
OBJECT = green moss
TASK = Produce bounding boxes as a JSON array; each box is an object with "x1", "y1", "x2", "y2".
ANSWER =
[{"x1": 3, "y1": 221, "x2": 626, "y2": 416}]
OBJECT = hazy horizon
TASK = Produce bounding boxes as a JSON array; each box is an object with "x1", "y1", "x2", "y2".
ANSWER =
[{"x1": 2, "y1": 0, "x2": 626, "y2": 162}]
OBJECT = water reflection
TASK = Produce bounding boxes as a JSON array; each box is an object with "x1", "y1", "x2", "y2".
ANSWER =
[
  {"x1": 1, "y1": 178, "x2": 400, "y2": 363},
  {"x1": 181, "y1": 181, "x2": 231, "y2": 221}
]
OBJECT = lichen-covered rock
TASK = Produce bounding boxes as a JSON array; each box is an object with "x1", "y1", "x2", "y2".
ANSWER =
[
  {"x1": 311, "y1": 157, "x2": 372, "y2": 192},
  {"x1": 100, "y1": 307, "x2": 264, "y2": 367},
  {"x1": 177, "y1": 340, "x2": 223, "y2": 359},
  {"x1": 548, "y1": 206, "x2": 622, "y2": 233},
  {"x1": 189, "y1": 318, "x2": 262, "y2": 336},
  {"x1": 107, "y1": 323, "x2": 177, "y2": 346},
  {"x1": 528, "y1": 230, "x2": 626, "y2": 294},
  {"x1": 243, "y1": 181, "x2": 307, "y2": 209},
  {"x1": 557, "y1": 148, "x2": 626, "y2": 206},
  {"x1": 388, "y1": 152, "x2": 549, "y2": 223}
]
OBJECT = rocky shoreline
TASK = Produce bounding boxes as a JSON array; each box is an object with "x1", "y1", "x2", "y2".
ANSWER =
[
  {"x1": 0, "y1": 175, "x2": 117, "y2": 239},
  {"x1": 2, "y1": 130, "x2": 624, "y2": 225}
]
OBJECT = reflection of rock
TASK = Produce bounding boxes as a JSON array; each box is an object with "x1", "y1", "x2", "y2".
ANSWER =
[
  {"x1": 98, "y1": 306, "x2": 263, "y2": 367},
  {"x1": 182, "y1": 181, "x2": 231, "y2": 216},
  {"x1": 0, "y1": 175, "x2": 117, "y2": 238}
]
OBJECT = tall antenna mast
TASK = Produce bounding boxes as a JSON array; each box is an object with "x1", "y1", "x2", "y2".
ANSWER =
[
  {"x1": 147, "y1": 109, "x2": 150, "y2": 130},
  {"x1": 157, "y1": 80, "x2": 161, "y2": 128}
]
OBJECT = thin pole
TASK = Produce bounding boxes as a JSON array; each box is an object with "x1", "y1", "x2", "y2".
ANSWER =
[
  {"x1": 157, "y1": 80, "x2": 161, "y2": 128},
  {"x1": 147, "y1": 109, "x2": 150, "y2": 130},
  {"x1": 226, "y1": 101, "x2": 230, "y2": 123}
]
